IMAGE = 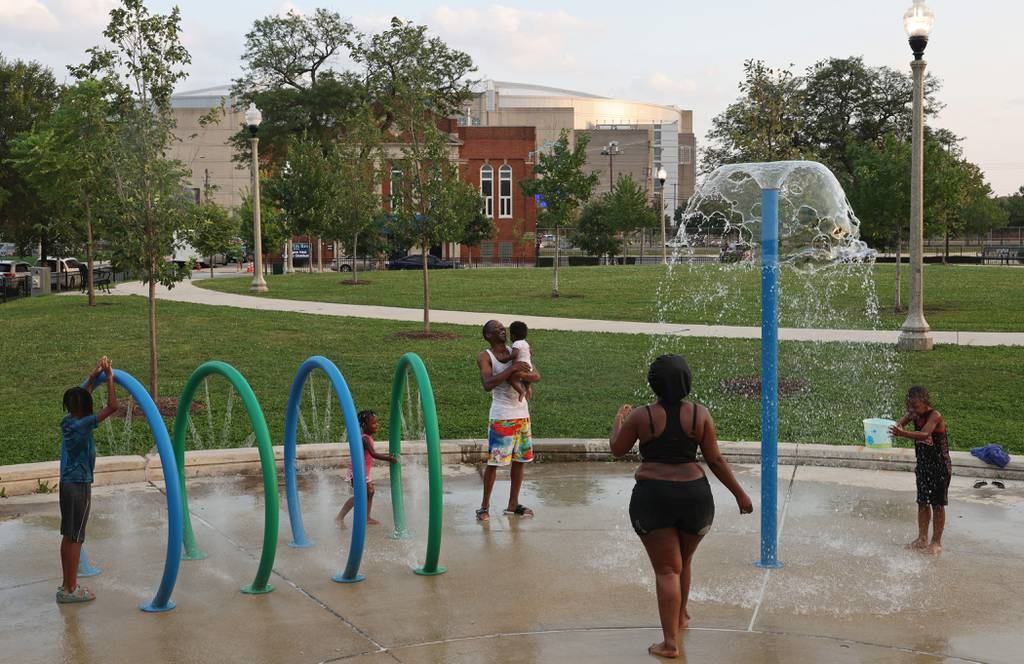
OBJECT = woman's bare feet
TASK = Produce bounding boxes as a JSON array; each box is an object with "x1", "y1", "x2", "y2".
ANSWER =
[
  {"x1": 648, "y1": 641, "x2": 679, "y2": 658},
  {"x1": 905, "y1": 537, "x2": 927, "y2": 550},
  {"x1": 924, "y1": 542, "x2": 943, "y2": 555},
  {"x1": 367, "y1": 517, "x2": 380, "y2": 525},
  {"x1": 679, "y1": 607, "x2": 692, "y2": 629}
]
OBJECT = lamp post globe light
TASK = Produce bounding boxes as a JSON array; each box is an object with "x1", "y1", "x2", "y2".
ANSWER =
[
  {"x1": 245, "y1": 102, "x2": 268, "y2": 293},
  {"x1": 656, "y1": 166, "x2": 668, "y2": 265},
  {"x1": 897, "y1": 0, "x2": 934, "y2": 350}
]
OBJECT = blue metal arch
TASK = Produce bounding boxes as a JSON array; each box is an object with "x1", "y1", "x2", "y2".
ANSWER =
[
  {"x1": 283, "y1": 356, "x2": 367, "y2": 583},
  {"x1": 83, "y1": 369, "x2": 183, "y2": 612}
]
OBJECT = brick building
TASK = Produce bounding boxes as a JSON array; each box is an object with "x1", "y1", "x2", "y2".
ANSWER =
[{"x1": 455, "y1": 124, "x2": 537, "y2": 264}]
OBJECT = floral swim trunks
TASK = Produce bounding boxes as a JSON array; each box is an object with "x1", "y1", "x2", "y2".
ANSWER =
[{"x1": 487, "y1": 418, "x2": 533, "y2": 466}]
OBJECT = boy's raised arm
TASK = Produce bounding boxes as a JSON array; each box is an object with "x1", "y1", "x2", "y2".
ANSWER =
[{"x1": 96, "y1": 359, "x2": 119, "y2": 424}]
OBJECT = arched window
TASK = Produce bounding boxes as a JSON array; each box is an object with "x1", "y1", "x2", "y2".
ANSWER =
[
  {"x1": 390, "y1": 168, "x2": 403, "y2": 212},
  {"x1": 480, "y1": 164, "x2": 494, "y2": 217},
  {"x1": 499, "y1": 164, "x2": 512, "y2": 218}
]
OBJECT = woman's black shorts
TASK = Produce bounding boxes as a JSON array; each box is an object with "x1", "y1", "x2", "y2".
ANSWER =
[
  {"x1": 629, "y1": 475, "x2": 715, "y2": 537},
  {"x1": 59, "y1": 482, "x2": 92, "y2": 543}
]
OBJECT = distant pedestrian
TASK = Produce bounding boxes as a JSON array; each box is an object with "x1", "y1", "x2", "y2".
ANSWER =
[
  {"x1": 890, "y1": 386, "x2": 951, "y2": 555},
  {"x1": 57, "y1": 357, "x2": 120, "y2": 604}
]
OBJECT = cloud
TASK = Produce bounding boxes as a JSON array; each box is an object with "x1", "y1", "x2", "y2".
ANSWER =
[
  {"x1": 427, "y1": 4, "x2": 599, "y2": 78},
  {"x1": 647, "y1": 72, "x2": 698, "y2": 94},
  {"x1": 0, "y1": 0, "x2": 59, "y2": 31}
]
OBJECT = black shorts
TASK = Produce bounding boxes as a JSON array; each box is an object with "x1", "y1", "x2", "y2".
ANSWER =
[
  {"x1": 59, "y1": 482, "x2": 92, "y2": 543},
  {"x1": 916, "y1": 463, "x2": 951, "y2": 506},
  {"x1": 629, "y1": 476, "x2": 715, "y2": 537}
]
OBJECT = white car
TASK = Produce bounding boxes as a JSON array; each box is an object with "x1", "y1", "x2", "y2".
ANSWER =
[
  {"x1": 44, "y1": 257, "x2": 83, "y2": 289},
  {"x1": 0, "y1": 260, "x2": 32, "y2": 295}
]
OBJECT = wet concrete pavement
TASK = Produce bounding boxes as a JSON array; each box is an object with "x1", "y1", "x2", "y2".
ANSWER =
[{"x1": 1, "y1": 462, "x2": 1022, "y2": 663}]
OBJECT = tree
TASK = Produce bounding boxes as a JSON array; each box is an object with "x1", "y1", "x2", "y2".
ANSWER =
[
  {"x1": 701, "y1": 60, "x2": 809, "y2": 174},
  {"x1": 604, "y1": 175, "x2": 658, "y2": 262},
  {"x1": 237, "y1": 188, "x2": 289, "y2": 272},
  {"x1": 187, "y1": 181, "x2": 238, "y2": 279},
  {"x1": 353, "y1": 17, "x2": 478, "y2": 332},
  {"x1": 846, "y1": 135, "x2": 910, "y2": 311},
  {"x1": 0, "y1": 55, "x2": 60, "y2": 257},
  {"x1": 9, "y1": 78, "x2": 116, "y2": 304},
  {"x1": 801, "y1": 57, "x2": 941, "y2": 179},
  {"x1": 520, "y1": 129, "x2": 599, "y2": 296},
  {"x1": 69, "y1": 0, "x2": 192, "y2": 398},
  {"x1": 573, "y1": 198, "x2": 618, "y2": 262},
  {"x1": 997, "y1": 187, "x2": 1024, "y2": 227},
  {"x1": 230, "y1": 9, "x2": 361, "y2": 163}
]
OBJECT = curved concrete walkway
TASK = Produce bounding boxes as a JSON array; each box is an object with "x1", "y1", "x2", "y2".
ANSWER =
[{"x1": 108, "y1": 278, "x2": 1024, "y2": 346}]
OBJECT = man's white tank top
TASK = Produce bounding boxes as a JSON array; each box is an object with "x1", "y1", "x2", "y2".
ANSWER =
[{"x1": 486, "y1": 348, "x2": 530, "y2": 420}]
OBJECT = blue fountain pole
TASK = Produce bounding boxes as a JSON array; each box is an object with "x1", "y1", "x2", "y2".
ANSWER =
[{"x1": 757, "y1": 187, "x2": 783, "y2": 569}]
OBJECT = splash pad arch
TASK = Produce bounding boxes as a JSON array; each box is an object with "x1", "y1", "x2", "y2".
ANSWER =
[
  {"x1": 82, "y1": 369, "x2": 183, "y2": 612},
  {"x1": 171, "y1": 361, "x2": 279, "y2": 594},
  {"x1": 388, "y1": 352, "x2": 446, "y2": 576},
  {"x1": 282, "y1": 355, "x2": 368, "y2": 583}
]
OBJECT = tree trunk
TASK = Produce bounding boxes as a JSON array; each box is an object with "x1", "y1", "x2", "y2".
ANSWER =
[
  {"x1": 552, "y1": 225, "x2": 561, "y2": 297},
  {"x1": 351, "y1": 232, "x2": 359, "y2": 283},
  {"x1": 317, "y1": 237, "x2": 323, "y2": 272},
  {"x1": 422, "y1": 246, "x2": 430, "y2": 333},
  {"x1": 943, "y1": 227, "x2": 950, "y2": 265},
  {"x1": 85, "y1": 200, "x2": 96, "y2": 307},
  {"x1": 148, "y1": 258, "x2": 159, "y2": 399},
  {"x1": 209, "y1": 256, "x2": 214, "y2": 279},
  {"x1": 894, "y1": 222, "x2": 903, "y2": 313},
  {"x1": 639, "y1": 229, "x2": 645, "y2": 264}
]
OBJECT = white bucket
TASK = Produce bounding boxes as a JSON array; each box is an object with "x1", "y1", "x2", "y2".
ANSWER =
[{"x1": 863, "y1": 418, "x2": 896, "y2": 448}]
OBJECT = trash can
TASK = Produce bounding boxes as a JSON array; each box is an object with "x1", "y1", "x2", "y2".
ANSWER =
[
  {"x1": 272, "y1": 263, "x2": 284, "y2": 275},
  {"x1": 31, "y1": 266, "x2": 51, "y2": 296}
]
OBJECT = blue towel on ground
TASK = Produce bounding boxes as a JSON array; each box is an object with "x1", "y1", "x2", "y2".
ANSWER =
[{"x1": 970, "y1": 444, "x2": 1011, "y2": 468}]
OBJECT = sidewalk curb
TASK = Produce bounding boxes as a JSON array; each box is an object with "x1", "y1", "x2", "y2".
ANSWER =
[{"x1": 1, "y1": 440, "x2": 1018, "y2": 498}]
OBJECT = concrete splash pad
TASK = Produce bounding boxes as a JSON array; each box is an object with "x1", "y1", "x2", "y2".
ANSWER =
[{"x1": 1, "y1": 462, "x2": 1021, "y2": 663}]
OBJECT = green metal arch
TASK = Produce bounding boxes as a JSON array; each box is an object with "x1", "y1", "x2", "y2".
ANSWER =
[
  {"x1": 171, "y1": 361, "x2": 279, "y2": 594},
  {"x1": 388, "y1": 352, "x2": 446, "y2": 575}
]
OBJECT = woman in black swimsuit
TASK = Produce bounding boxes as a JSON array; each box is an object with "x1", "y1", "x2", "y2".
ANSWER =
[{"x1": 610, "y1": 355, "x2": 753, "y2": 659}]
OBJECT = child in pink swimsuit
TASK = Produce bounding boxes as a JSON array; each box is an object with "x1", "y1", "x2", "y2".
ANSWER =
[{"x1": 337, "y1": 410, "x2": 397, "y2": 526}]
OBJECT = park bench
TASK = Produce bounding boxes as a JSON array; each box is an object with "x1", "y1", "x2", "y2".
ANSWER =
[
  {"x1": 79, "y1": 264, "x2": 113, "y2": 294},
  {"x1": 981, "y1": 246, "x2": 1024, "y2": 265}
]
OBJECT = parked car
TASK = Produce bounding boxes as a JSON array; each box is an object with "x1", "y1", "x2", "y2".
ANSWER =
[
  {"x1": 0, "y1": 260, "x2": 32, "y2": 295},
  {"x1": 330, "y1": 257, "x2": 379, "y2": 273},
  {"x1": 386, "y1": 254, "x2": 458, "y2": 270},
  {"x1": 44, "y1": 257, "x2": 83, "y2": 289},
  {"x1": 0, "y1": 242, "x2": 17, "y2": 257}
]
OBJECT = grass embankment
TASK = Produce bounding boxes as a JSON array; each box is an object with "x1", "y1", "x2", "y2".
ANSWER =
[
  {"x1": 197, "y1": 263, "x2": 1024, "y2": 332},
  {"x1": 1, "y1": 295, "x2": 1021, "y2": 465}
]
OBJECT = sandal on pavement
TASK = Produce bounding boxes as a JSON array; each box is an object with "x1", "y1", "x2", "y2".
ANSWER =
[
  {"x1": 503, "y1": 504, "x2": 534, "y2": 518},
  {"x1": 56, "y1": 585, "x2": 95, "y2": 604},
  {"x1": 973, "y1": 480, "x2": 988, "y2": 488},
  {"x1": 992, "y1": 480, "x2": 1005, "y2": 489},
  {"x1": 475, "y1": 508, "x2": 490, "y2": 522}
]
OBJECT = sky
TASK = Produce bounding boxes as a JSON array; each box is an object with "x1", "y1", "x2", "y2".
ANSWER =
[{"x1": 2, "y1": 0, "x2": 1022, "y2": 195}]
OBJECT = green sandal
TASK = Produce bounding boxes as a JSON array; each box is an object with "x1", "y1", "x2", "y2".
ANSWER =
[{"x1": 56, "y1": 585, "x2": 95, "y2": 604}]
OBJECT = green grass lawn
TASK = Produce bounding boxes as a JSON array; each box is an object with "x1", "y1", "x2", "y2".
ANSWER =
[
  {"x1": 2, "y1": 295, "x2": 1021, "y2": 466},
  {"x1": 197, "y1": 263, "x2": 1024, "y2": 332}
]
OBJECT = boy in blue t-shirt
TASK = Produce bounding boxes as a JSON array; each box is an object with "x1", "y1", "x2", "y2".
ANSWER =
[{"x1": 57, "y1": 356, "x2": 119, "y2": 604}]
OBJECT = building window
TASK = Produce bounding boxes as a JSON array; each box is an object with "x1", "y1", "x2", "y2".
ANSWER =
[
  {"x1": 390, "y1": 168, "x2": 403, "y2": 211},
  {"x1": 499, "y1": 241, "x2": 513, "y2": 263},
  {"x1": 480, "y1": 241, "x2": 494, "y2": 263},
  {"x1": 480, "y1": 165, "x2": 494, "y2": 217},
  {"x1": 680, "y1": 146, "x2": 692, "y2": 165},
  {"x1": 499, "y1": 164, "x2": 512, "y2": 218}
]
